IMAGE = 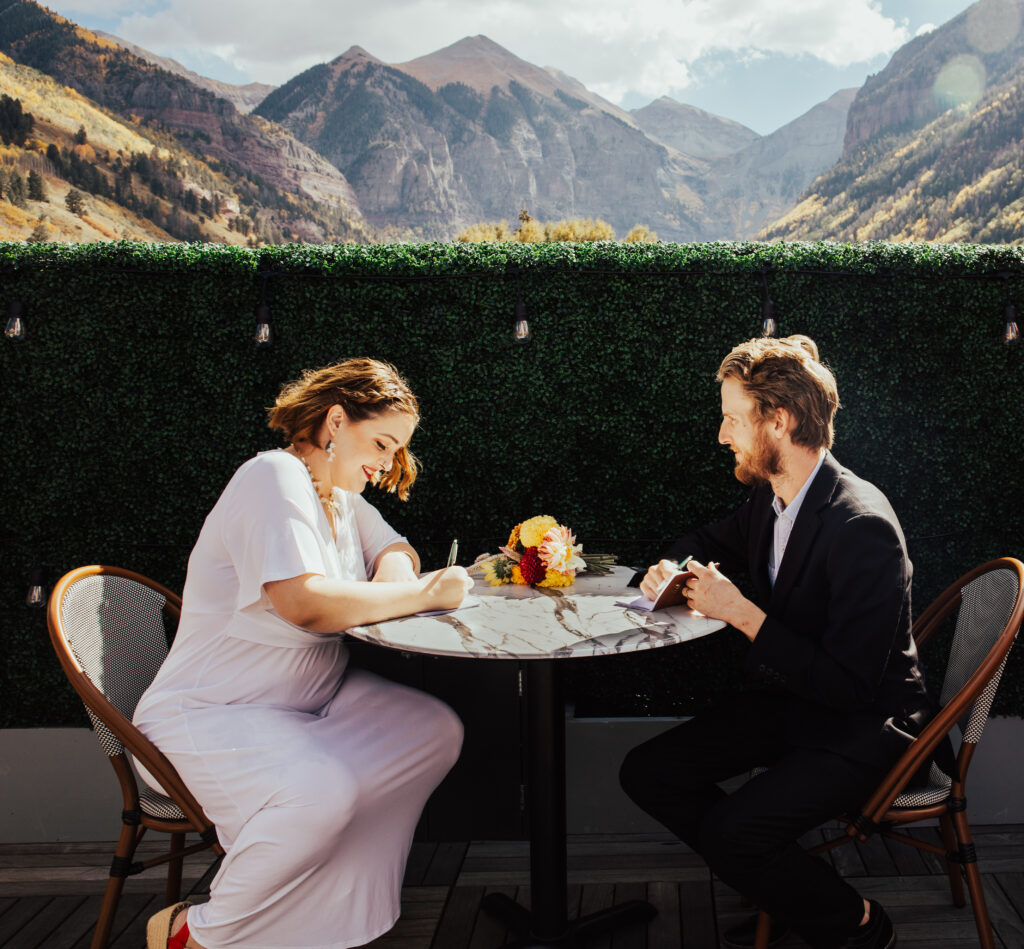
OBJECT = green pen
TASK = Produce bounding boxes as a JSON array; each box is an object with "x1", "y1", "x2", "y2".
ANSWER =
[{"x1": 446, "y1": 538, "x2": 459, "y2": 567}]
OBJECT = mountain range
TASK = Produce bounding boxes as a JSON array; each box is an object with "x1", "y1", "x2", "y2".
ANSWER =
[
  {"x1": 760, "y1": 0, "x2": 1024, "y2": 244},
  {"x1": 0, "y1": 0, "x2": 1021, "y2": 244}
]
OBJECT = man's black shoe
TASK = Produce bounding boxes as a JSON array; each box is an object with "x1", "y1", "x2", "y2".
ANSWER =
[
  {"x1": 722, "y1": 914, "x2": 789, "y2": 948},
  {"x1": 845, "y1": 900, "x2": 895, "y2": 949}
]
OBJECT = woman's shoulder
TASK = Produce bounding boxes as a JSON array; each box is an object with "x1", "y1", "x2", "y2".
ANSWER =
[{"x1": 224, "y1": 450, "x2": 313, "y2": 500}]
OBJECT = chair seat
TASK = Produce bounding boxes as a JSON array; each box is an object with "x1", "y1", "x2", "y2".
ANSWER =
[
  {"x1": 140, "y1": 783, "x2": 187, "y2": 821},
  {"x1": 890, "y1": 761, "x2": 953, "y2": 809}
]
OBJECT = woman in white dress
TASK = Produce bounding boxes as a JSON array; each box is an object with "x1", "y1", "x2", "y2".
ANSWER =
[{"x1": 135, "y1": 357, "x2": 472, "y2": 949}]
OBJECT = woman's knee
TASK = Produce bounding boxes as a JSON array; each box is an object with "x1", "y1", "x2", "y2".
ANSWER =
[{"x1": 424, "y1": 695, "x2": 463, "y2": 770}]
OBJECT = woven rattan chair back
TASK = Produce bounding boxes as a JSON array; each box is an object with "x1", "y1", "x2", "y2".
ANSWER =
[
  {"x1": 937, "y1": 565, "x2": 1020, "y2": 742},
  {"x1": 48, "y1": 565, "x2": 221, "y2": 949},
  {"x1": 56, "y1": 571, "x2": 174, "y2": 757}
]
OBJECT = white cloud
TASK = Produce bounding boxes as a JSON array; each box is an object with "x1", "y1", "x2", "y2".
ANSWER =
[{"x1": 42, "y1": 0, "x2": 912, "y2": 99}]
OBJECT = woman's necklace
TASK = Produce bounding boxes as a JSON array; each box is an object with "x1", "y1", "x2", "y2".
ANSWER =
[{"x1": 292, "y1": 446, "x2": 340, "y2": 535}]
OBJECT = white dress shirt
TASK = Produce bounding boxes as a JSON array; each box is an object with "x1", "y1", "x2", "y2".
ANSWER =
[{"x1": 768, "y1": 451, "x2": 826, "y2": 587}]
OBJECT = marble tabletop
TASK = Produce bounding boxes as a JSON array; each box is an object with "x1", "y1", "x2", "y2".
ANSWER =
[{"x1": 346, "y1": 565, "x2": 726, "y2": 659}]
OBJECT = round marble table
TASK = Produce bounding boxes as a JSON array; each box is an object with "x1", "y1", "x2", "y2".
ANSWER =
[{"x1": 347, "y1": 566, "x2": 726, "y2": 948}]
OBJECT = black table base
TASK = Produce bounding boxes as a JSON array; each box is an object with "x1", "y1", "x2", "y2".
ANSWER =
[
  {"x1": 480, "y1": 660, "x2": 657, "y2": 947},
  {"x1": 481, "y1": 892, "x2": 656, "y2": 948}
]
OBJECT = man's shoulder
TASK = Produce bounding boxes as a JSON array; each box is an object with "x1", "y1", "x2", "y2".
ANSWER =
[{"x1": 823, "y1": 456, "x2": 901, "y2": 526}]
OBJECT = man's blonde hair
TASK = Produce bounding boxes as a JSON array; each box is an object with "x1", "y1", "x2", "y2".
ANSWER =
[{"x1": 717, "y1": 335, "x2": 840, "y2": 450}]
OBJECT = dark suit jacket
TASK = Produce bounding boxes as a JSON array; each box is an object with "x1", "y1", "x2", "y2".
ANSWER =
[{"x1": 665, "y1": 451, "x2": 931, "y2": 770}]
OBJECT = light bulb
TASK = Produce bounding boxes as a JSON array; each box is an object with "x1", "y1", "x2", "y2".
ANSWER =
[
  {"x1": 1005, "y1": 302, "x2": 1019, "y2": 344},
  {"x1": 5, "y1": 315, "x2": 25, "y2": 340},
  {"x1": 761, "y1": 299, "x2": 777, "y2": 337},
  {"x1": 26, "y1": 566, "x2": 46, "y2": 608},
  {"x1": 254, "y1": 301, "x2": 272, "y2": 346},
  {"x1": 513, "y1": 296, "x2": 531, "y2": 342},
  {"x1": 5, "y1": 299, "x2": 25, "y2": 339}
]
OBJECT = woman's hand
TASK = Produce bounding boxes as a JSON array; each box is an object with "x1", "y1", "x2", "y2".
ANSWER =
[{"x1": 419, "y1": 566, "x2": 473, "y2": 611}]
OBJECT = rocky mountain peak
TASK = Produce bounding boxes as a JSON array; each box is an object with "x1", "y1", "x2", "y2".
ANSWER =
[
  {"x1": 334, "y1": 45, "x2": 383, "y2": 65},
  {"x1": 630, "y1": 95, "x2": 759, "y2": 159},
  {"x1": 395, "y1": 33, "x2": 560, "y2": 97},
  {"x1": 394, "y1": 34, "x2": 636, "y2": 128}
]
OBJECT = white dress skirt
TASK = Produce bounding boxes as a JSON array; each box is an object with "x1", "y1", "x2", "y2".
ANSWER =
[{"x1": 134, "y1": 451, "x2": 462, "y2": 949}]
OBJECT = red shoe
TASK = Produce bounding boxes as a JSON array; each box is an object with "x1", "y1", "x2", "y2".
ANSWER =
[{"x1": 146, "y1": 901, "x2": 191, "y2": 949}]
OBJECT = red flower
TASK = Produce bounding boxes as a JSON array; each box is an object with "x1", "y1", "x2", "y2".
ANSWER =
[{"x1": 518, "y1": 546, "x2": 546, "y2": 585}]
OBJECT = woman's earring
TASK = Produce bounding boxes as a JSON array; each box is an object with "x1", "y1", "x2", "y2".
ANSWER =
[{"x1": 326, "y1": 440, "x2": 336, "y2": 462}]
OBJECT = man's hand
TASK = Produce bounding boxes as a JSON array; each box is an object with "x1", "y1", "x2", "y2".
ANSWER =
[{"x1": 684, "y1": 560, "x2": 767, "y2": 641}]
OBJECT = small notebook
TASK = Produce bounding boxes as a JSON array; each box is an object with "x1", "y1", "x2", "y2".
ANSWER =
[
  {"x1": 414, "y1": 595, "x2": 482, "y2": 618},
  {"x1": 616, "y1": 570, "x2": 694, "y2": 612}
]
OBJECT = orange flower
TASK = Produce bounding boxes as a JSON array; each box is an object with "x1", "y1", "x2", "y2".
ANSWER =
[{"x1": 538, "y1": 525, "x2": 585, "y2": 573}]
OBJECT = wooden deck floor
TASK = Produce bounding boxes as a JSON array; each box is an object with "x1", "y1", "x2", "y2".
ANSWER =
[{"x1": 2, "y1": 825, "x2": 1023, "y2": 948}]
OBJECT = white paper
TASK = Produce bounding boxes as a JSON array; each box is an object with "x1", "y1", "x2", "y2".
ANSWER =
[
  {"x1": 414, "y1": 595, "x2": 482, "y2": 618},
  {"x1": 615, "y1": 572, "x2": 681, "y2": 612},
  {"x1": 615, "y1": 594, "x2": 658, "y2": 611}
]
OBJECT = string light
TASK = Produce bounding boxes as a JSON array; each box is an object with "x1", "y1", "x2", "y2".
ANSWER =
[
  {"x1": 5, "y1": 298, "x2": 25, "y2": 340},
  {"x1": 507, "y1": 263, "x2": 531, "y2": 342},
  {"x1": 254, "y1": 273, "x2": 272, "y2": 346},
  {"x1": 1005, "y1": 302, "x2": 1020, "y2": 344},
  {"x1": 513, "y1": 294, "x2": 530, "y2": 342},
  {"x1": 760, "y1": 270, "x2": 777, "y2": 337},
  {"x1": 999, "y1": 272, "x2": 1019, "y2": 345},
  {"x1": 25, "y1": 565, "x2": 47, "y2": 608}
]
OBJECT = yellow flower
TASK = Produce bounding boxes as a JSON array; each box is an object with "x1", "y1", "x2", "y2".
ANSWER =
[
  {"x1": 507, "y1": 523, "x2": 522, "y2": 548},
  {"x1": 519, "y1": 515, "x2": 558, "y2": 548},
  {"x1": 539, "y1": 569, "x2": 575, "y2": 588},
  {"x1": 481, "y1": 560, "x2": 510, "y2": 586},
  {"x1": 511, "y1": 565, "x2": 526, "y2": 584}
]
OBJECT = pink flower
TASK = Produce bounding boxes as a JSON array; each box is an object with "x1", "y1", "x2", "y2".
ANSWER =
[{"x1": 538, "y1": 525, "x2": 585, "y2": 573}]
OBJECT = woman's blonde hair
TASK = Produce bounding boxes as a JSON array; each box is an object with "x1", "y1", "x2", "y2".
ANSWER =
[{"x1": 268, "y1": 358, "x2": 420, "y2": 500}]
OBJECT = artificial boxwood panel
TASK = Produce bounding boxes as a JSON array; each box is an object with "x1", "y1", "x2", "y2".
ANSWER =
[{"x1": 2, "y1": 239, "x2": 1022, "y2": 728}]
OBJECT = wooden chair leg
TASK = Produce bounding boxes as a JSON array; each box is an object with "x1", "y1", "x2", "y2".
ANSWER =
[
  {"x1": 938, "y1": 813, "x2": 966, "y2": 906},
  {"x1": 165, "y1": 831, "x2": 185, "y2": 906},
  {"x1": 90, "y1": 821, "x2": 139, "y2": 949},
  {"x1": 753, "y1": 910, "x2": 772, "y2": 949},
  {"x1": 951, "y1": 811, "x2": 996, "y2": 949}
]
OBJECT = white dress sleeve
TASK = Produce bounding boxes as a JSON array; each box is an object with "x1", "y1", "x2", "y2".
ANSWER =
[
  {"x1": 348, "y1": 493, "x2": 409, "y2": 576},
  {"x1": 221, "y1": 453, "x2": 334, "y2": 613}
]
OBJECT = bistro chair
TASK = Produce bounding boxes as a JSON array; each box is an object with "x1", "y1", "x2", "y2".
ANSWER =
[
  {"x1": 752, "y1": 556, "x2": 1024, "y2": 949},
  {"x1": 47, "y1": 565, "x2": 223, "y2": 949}
]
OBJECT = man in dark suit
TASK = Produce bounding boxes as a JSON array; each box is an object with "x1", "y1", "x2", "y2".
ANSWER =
[{"x1": 620, "y1": 335, "x2": 930, "y2": 949}]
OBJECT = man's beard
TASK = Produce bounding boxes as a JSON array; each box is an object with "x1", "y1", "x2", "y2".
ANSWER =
[{"x1": 733, "y1": 423, "x2": 782, "y2": 486}]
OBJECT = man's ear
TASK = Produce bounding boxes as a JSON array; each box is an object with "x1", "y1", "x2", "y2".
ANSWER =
[{"x1": 770, "y1": 407, "x2": 793, "y2": 439}]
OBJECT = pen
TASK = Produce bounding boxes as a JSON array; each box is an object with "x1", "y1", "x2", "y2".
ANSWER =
[{"x1": 446, "y1": 538, "x2": 459, "y2": 567}]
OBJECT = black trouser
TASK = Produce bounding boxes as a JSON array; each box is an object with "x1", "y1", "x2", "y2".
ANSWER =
[{"x1": 619, "y1": 691, "x2": 887, "y2": 949}]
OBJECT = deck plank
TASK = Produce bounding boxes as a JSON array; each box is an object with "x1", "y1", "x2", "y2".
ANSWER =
[
  {"x1": 3, "y1": 827, "x2": 1023, "y2": 949},
  {"x1": 645, "y1": 881, "x2": 680, "y2": 949}
]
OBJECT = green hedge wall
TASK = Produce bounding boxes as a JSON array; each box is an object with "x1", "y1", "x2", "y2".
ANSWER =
[{"x1": 2, "y1": 239, "x2": 1023, "y2": 728}]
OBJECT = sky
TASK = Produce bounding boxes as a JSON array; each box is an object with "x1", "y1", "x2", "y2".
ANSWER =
[{"x1": 40, "y1": 0, "x2": 980, "y2": 135}]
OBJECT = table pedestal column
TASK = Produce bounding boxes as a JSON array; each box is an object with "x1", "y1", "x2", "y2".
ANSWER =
[{"x1": 481, "y1": 660, "x2": 655, "y2": 947}]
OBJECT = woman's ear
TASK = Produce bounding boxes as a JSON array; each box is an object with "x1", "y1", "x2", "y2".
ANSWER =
[{"x1": 327, "y1": 404, "x2": 348, "y2": 436}]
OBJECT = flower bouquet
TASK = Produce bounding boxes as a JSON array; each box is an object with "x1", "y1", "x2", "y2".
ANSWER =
[{"x1": 472, "y1": 514, "x2": 616, "y2": 588}]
